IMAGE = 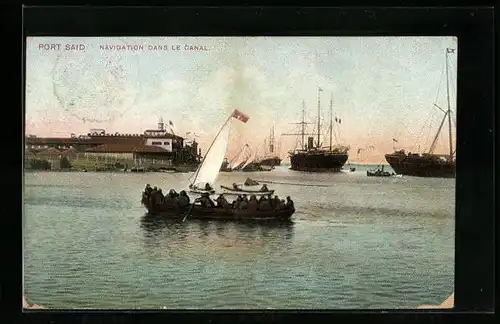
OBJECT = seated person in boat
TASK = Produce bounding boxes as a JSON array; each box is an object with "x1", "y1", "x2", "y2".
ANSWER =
[
  {"x1": 242, "y1": 194, "x2": 249, "y2": 203},
  {"x1": 247, "y1": 195, "x2": 259, "y2": 211},
  {"x1": 163, "y1": 189, "x2": 180, "y2": 206},
  {"x1": 266, "y1": 194, "x2": 274, "y2": 208},
  {"x1": 233, "y1": 195, "x2": 243, "y2": 209},
  {"x1": 239, "y1": 197, "x2": 249, "y2": 209},
  {"x1": 260, "y1": 184, "x2": 269, "y2": 192},
  {"x1": 205, "y1": 183, "x2": 213, "y2": 191},
  {"x1": 142, "y1": 184, "x2": 152, "y2": 205},
  {"x1": 259, "y1": 196, "x2": 272, "y2": 211},
  {"x1": 279, "y1": 199, "x2": 286, "y2": 210},
  {"x1": 149, "y1": 187, "x2": 164, "y2": 207},
  {"x1": 273, "y1": 195, "x2": 281, "y2": 209},
  {"x1": 285, "y1": 196, "x2": 295, "y2": 210},
  {"x1": 216, "y1": 194, "x2": 229, "y2": 208},
  {"x1": 232, "y1": 183, "x2": 240, "y2": 190},
  {"x1": 178, "y1": 190, "x2": 190, "y2": 207},
  {"x1": 195, "y1": 193, "x2": 215, "y2": 208}
]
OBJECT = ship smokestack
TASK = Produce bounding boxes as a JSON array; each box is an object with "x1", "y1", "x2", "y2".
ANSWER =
[
  {"x1": 158, "y1": 117, "x2": 164, "y2": 131},
  {"x1": 307, "y1": 137, "x2": 314, "y2": 150}
]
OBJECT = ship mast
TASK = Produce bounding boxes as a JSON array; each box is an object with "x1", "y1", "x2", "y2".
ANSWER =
[
  {"x1": 329, "y1": 92, "x2": 333, "y2": 151},
  {"x1": 301, "y1": 100, "x2": 306, "y2": 150},
  {"x1": 428, "y1": 48, "x2": 455, "y2": 157},
  {"x1": 281, "y1": 100, "x2": 316, "y2": 150},
  {"x1": 317, "y1": 87, "x2": 322, "y2": 148},
  {"x1": 445, "y1": 48, "x2": 454, "y2": 160},
  {"x1": 269, "y1": 126, "x2": 275, "y2": 153}
]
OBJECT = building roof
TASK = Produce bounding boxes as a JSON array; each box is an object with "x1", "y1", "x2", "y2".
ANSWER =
[
  {"x1": 85, "y1": 143, "x2": 170, "y2": 154},
  {"x1": 25, "y1": 134, "x2": 184, "y2": 146},
  {"x1": 25, "y1": 150, "x2": 36, "y2": 158},
  {"x1": 36, "y1": 147, "x2": 62, "y2": 156},
  {"x1": 60, "y1": 148, "x2": 78, "y2": 157}
]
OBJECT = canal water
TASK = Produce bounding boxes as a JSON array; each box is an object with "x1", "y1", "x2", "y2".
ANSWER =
[{"x1": 23, "y1": 166, "x2": 455, "y2": 309}]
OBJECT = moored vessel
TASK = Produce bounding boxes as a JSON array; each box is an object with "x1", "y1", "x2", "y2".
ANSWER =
[
  {"x1": 283, "y1": 88, "x2": 350, "y2": 172},
  {"x1": 256, "y1": 126, "x2": 282, "y2": 167},
  {"x1": 366, "y1": 165, "x2": 394, "y2": 177},
  {"x1": 385, "y1": 48, "x2": 456, "y2": 178}
]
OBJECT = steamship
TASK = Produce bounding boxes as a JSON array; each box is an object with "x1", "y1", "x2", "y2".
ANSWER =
[
  {"x1": 283, "y1": 88, "x2": 349, "y2": 172},
  {"x1": 385, "y1": 48, "x2": 456, "y2": 178},
  {"x1": 256, "y1": 126, "x2": 282, "y2": 167}
]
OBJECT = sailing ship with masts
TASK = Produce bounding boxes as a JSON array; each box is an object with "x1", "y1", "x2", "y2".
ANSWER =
[
  {"x1": 283, "y1": 87, "x2": 350, "y2": 172},
  {"x1": 385, "y1": 48, "x2": 456, "y2": 178},
  {"x1": 256, "y1": 126, "x2": 282, "y2": 167}
]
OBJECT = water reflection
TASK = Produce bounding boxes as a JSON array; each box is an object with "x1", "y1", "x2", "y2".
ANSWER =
[{"x1": 139, "y1": 214, "x2": 295, "y2": 253}]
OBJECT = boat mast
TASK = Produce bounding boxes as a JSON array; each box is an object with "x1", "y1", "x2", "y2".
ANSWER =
[
  {"x1": 269, "y1": 126, "x2": 275, "y2": 153},
  {"x1": 317, "y1": 87, "x2": 322, "y2": 148},
  {"x1": 329, "y1": 92, "x2": 333, "y2": 151},
  {"x1": 445, "y1": 48, "x2": 454, "y2": 160},
  {"x1": 281, "y1": 100, "x2": 316, "y2": 150},
  {"x1": 301, "y1": 100, "x2": 306, "y2": 150}
]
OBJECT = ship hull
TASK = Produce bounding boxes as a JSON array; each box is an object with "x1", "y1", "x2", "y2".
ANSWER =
[
  {"x1": 258, "y1": 156, "x2": 282, "y2": 167},
  {"x1": 289, "y1": 152, "x2": 348, "y2": 172},
  {"x1": 385, "y1": 154, "x2": 455, "y2": 178}
]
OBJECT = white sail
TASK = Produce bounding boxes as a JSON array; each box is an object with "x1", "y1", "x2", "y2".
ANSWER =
[
  {"x1": 230, "y1": 145, "x2": 250, "y2": 170},
  {"x1": 242, "y1": 149, "x2": 258, "y2": 169},
  {"x1": 191, "y1": 121, "x2": 231, "y2": 188}
]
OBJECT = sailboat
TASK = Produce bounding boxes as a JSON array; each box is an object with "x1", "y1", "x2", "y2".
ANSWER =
[
  {"x1": 188, "y1": 109, "x2": 250, "y2": 194},
  {"x1": 240, "y1": 147, "x2": 266, "y2": 172},
  {"x1": 141, "y1": 109, "x2": 296, "y2": 221},
  {"x1": 385, "y1": 48, "x2": 456, "y2": 178},
  {"x1": 220, "y1": 144, "x2": 251, "y2": 172},
  {"x1": 283, "y1": 88, "x2": 350, "y2": 172}
]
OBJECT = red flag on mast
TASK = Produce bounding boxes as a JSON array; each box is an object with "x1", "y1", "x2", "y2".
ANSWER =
[{"x1": 231, "y1": 109, "x2": 249, "y2": 123}]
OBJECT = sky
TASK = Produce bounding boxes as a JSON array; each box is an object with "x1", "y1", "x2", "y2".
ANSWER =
[{"x1": 25, "y1": 36, "x2": 457, "y2": 164}]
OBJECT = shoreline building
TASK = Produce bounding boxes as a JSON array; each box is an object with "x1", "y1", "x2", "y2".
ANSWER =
[{"x1": 25, "y1": 118, "x2": 201, "y2": 170}]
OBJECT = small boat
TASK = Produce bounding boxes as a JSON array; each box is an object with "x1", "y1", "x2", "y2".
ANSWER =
[
  {"x1": 220, "y1": 185, "x2": 275, "y2": 195},
  {"x1": 143, "y1": 201, "x2": 295, "y2": 221},
  {"x1": 189, "y1": 189, "x2": 216, "y2": 195},
  {"x1": 366, "y1": 165, "x2": 394, "y2": 177}
]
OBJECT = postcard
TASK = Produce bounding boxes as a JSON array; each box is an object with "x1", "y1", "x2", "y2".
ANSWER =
[{"x1": 24, "y1": 36, "x2": 456, "y2": 309}]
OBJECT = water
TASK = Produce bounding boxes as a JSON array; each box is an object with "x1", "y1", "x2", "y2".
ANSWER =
[{"x1": 23, "y1": 165, "x2": 455, "y2": 309}]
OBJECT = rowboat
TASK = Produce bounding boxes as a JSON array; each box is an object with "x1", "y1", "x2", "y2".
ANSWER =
[
  {"x1": 220, "y1": 185, "x2": 275, "y2": 196},
  {"x1": 144, "y1": 201, "x2": 295, "y2": 221}
]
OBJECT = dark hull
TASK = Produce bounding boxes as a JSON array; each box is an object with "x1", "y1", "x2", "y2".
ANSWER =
[
  {"x1": 289, "y1": 152, "x2": 348, "y2": 172},
  {"x1": 367, "y1": 171, "x2": 393, "y2": 177},
  {"x1": 144, "y1": 202, "x2": 294, "y2": 221},
  {"x1": 258, "y1": 156, "x2": 282, "y2": 167},
  {"x1": 385, "y1": 153, "x2": 455, "y2": 178}
]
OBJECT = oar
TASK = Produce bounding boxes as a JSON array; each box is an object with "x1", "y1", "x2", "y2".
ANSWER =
[{"x1": 182, "y1": 203, "x2": 195, "y2": 223}]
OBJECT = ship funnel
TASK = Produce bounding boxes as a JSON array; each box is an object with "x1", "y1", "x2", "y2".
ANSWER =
[
  {"x1": 307, "y1": 137, "x2": 314, "y2": 150},
  {"x1": 158, "y1": 117, "x2": 164, "y2": 131}
]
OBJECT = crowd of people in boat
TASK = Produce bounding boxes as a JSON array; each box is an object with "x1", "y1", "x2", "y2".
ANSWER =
[{"x1": 142, "y1": 184, "x2": 294, "y2": 211}]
